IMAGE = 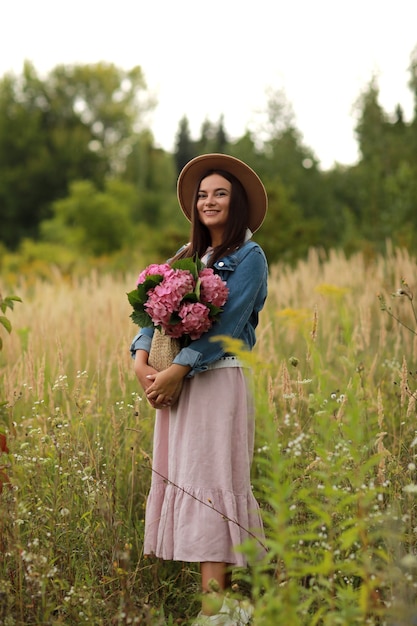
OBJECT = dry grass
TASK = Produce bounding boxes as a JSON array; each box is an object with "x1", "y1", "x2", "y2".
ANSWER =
[{"x1": 1, "y1": 246, "x2": 417, "y2": 624}]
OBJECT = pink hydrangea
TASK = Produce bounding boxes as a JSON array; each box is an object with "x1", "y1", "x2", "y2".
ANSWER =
[
  {"x1": 199, "y1": 268, "x2": 229, "y2": 307},
  {"x1": 178, "y1": 302, "x2": 212, "y2": 339},
  {"x1": 130, "y1": 259, "x2": 229, "y2": 341},
  {"x1": 136, "y1": 263, "x2": 173, "y2": 285},
  {"x1": 163, "y1": 321, "x2": 186, "y2": 339},
  {"x1": 144, "y1": 291, "x2": 173, "y2": 326},
  {"x1": 145, "y1": 269, "x2": 195, "y2": 328}
]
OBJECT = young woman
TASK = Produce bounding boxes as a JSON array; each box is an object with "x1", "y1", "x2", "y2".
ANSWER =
[{"x1": 131, "y1": 154, "x2": 268, "y2": 623}]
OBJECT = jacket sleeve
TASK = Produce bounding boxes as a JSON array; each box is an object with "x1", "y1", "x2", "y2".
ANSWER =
[{"x1": 129, "y1": 326, "x2": 154, "y2": 357}]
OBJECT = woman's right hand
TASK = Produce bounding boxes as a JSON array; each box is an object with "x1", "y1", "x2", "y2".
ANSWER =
[
  {"x1": 133, "y1": 350, "x2": 162, "y2": 408},
  {"x1": 134, "y1": 351, "x2": 190, "y2": 409}
]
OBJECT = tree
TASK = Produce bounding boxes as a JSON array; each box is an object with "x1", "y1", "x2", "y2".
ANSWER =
[
  {"x1": 215, "y1": 115, "x2": 228, "y2": 154},
  {"x1": 355, "y1": 78, "x2": 387, "y2": 164},
  {"x1": 407, "y1": 44, "x2": 417, "y2": 160},
  {"x1": 255, "y1": 176, "x2": 321, "y2": 265},
  {"x1": 0, "y1": 61, "x2": 154, "y2": 249},
  {"x1": 174, "y1": 116, "x2": 196, "y2": 176},
  {"x1": 353, "y1": 77, "x2": 417, "y2": 246},
  {"x1": 197, "y1": 115, "x2": 229, "y2": 154},
  {"x1": 408, "y1": 43, "x2": 417, "y2": 110},
  {"x1": 252, "y1": 88, "x2": 340, "y2": 253},
  {"x1": 41, "y1": 179, "x2": 137, "y2": 256}
]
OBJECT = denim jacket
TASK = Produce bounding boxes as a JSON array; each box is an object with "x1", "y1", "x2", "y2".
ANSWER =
[{"x1": 129, "y1": 239, "x2": 268, "y2": 375}]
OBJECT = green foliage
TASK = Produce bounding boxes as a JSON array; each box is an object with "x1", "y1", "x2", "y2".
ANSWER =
[
  {"x1": 256, "y1": 176, "x2": 320, "y2": 265},
  {"x1": 351, "y1": 78, "x2": 417, "y2": 249},
  {"x1": 196, "y1": 115, "x2": 229, "y2": 155},
  {"x1": 0, "y1": 292, "x2": 21, "y2": 448},
  {"x1": 2, "y1": 251, "x2": 417, "y2": 622},
  {"x1": 174, "y1": 116, "x2": 198, "y2": 176},
  {"x1": 0, "y1": 342, "x2": 199, "y2": 623},
  {"x1": 250, "y1": 388, "x2": 393, "y2": 625},
  {"x1": 127, "y1": 273, "x2": 164, "y2": 327},
  {"x1": 0, "y1": 61, "x2": 154, "y2": 249},
  {"x1": 41, "y1": 179, "x2": 137, "y2": 256},
  {"x1": 124, "y1": 134, "x2": 177, "y2": 195},
  {"x1": 0, "y1": 293, "x2": 22, "y2": 352},
  {"x1": 378, "y1": 278, "x2": 417, "y2": 336},
  {"x1": 3, "y1": 55, "x2": 417, "y2": 263},
  {"x1": 170, "y1": 255, "x2": 204, "y2": 278},
  {"x1": 240, "y1": 281, "x2": 417, "y2": 625}
]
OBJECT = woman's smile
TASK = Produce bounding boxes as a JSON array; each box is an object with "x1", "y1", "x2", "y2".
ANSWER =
[{"x1": 197, "y1": 173, "x2": 231, "y2": 245}]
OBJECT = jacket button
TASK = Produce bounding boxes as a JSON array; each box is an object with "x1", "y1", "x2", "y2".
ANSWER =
[{"x1": 218, "y1": 261, "x2": 224, "y2": 267}]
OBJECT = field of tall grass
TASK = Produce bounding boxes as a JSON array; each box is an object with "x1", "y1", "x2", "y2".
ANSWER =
[{"x1": 1, "y1": 245, "x2": 417, "y2": 625}]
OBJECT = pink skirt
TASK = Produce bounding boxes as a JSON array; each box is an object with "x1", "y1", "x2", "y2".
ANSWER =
[{"x1": 143, "y1": 367, "x2": 266, "y2": 566}]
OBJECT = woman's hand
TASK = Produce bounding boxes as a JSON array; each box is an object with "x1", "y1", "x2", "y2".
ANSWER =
[
  {"x1": 134, "y1": 351, "x2": 190, "y2": 409},
  {"x1": 134, "y1": 350, "x2": 161, "y2": 408},
  {"x1": 146, "y1": 364, "x2": 191, "y2": 408}
]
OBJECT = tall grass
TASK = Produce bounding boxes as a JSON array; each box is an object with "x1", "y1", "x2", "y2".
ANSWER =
[{"x1": 1, "y1": 246, "x2": 417, "y2": 624}]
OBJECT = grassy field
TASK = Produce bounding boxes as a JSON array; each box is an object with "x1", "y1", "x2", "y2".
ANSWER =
[{"x1": 1, "y1": 246, "x2": 417, "y2": 625}]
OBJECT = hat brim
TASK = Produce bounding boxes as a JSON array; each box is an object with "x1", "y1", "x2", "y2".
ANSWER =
[{"x1": 177, "y1": 153, "x2": 268, "y2": 233}]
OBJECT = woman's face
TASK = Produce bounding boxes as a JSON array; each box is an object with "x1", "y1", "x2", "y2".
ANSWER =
[{"x1": 196, "y1": 173, "x2": 231, "y2": 245}]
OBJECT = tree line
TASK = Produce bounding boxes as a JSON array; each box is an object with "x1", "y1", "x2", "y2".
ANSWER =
[{"x1": 1, "y1": 53, "x2": 417, "y2": 270}]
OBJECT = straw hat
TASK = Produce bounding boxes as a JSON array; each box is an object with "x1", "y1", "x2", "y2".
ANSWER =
[{"x1": 177, "y1": 153, "x2": 268, "y2": 233}]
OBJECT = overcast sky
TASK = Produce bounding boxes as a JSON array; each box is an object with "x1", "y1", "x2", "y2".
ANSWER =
[{"x1": 1, "y1": 0, "x2": 417, "y2": 169}]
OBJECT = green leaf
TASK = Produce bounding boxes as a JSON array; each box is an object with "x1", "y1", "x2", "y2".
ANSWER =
[
  {"x1": 0, "y1": 316, "x2": 12, "y2": 333},
  {"x1": 171, "y1": 255, "x2": 203, "y2": 279},
  {"x1": 127, "y1": 275, "x2": 164, "y2": 309},
  {"x1": 182, "y1": 292, "x2": 199, "y2": 303},
  {"x1": 206, "y1": 304, "x2": 222, "y2": 318},
  {"x1": 339, "y1": 525, "x2": 360, "y2": 551},
  {"x1": 130, "y1": 310, "x2": 153, "y2": 327},
  {"x1": 127, "y1": 289, "x2": 142, "y2": 307},
  {"x1": 135, "y1": 283, "x2": 148, "y2": 303},
  {"x1": 142, "y1": 274, "x2": 164, "y2": 293},
  {"x1": 0, "y1": 295, "x2": 22, "y2": 313},
  {"x1": 169, "y1": 313, "x2": 181, "y2": 326},
  {"x1": 5, "y1": 295, "x2": 22, "y2": 309}
]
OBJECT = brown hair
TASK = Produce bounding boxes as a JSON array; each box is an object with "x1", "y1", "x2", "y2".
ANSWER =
[{"x1": 173, "y1": 169, "x2": 249, "y2": 267}]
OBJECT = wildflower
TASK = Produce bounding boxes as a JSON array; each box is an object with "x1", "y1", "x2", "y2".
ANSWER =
[
  {"x1": 400, "y1": 554, "x2": 417, "y2": 568},
  {"x1": 394, "y1": 279, "x2": 413, "y2": 301},
  {"x1": 378, "y1": 293, "x2": 387, "y2": 311}
]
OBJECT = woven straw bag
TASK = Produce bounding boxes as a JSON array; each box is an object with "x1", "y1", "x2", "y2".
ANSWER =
[
  {"x1": 148, "y1": 329, "x2": 181, "y2": 370},
  {"x1": 148, "y1": 329, "x2": 183, "y2": 405}
]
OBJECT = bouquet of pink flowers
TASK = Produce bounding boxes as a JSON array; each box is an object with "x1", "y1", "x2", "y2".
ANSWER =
[{"x1": 127, "y1": 256, "x2": 229, "y2": 343}]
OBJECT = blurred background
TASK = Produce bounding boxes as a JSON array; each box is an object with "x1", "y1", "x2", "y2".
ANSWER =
[{"x1": 1, "y1": 0, "x2": 417, "y2": 277}]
